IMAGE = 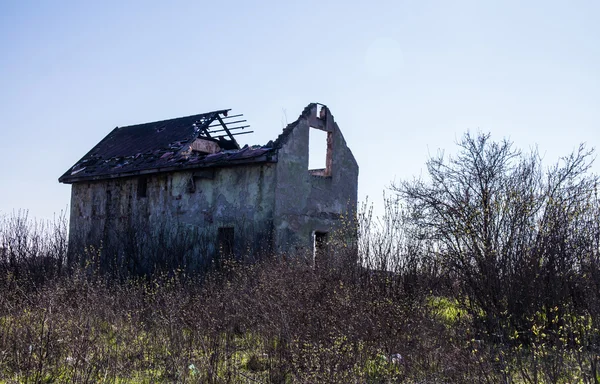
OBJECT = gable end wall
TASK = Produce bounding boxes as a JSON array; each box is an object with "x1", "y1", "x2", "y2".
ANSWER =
[{"x1": 273, "y1": 105, "x2": 359, "y2": 259}]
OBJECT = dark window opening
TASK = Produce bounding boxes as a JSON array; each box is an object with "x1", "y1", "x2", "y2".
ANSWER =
[
  {"x1": 105, "y1": 190, "x2": 112, "y2": 219},
  {"x1": 313, "y1": 231, "x2": 328, "y2": 268},
  {"x1": 137, "y1": 176, "x2": 148, "y2": 198},
  {"x1": 218, "y1": 227, "x2": 234, "y2": 259},
  {"x1": 187, "y1": 176, "x2": 196, "y2": 193}
]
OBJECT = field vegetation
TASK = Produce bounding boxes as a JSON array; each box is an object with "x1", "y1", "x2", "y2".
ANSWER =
[{"x1": 1, "y1": 132, "x2": 599, "y2": 383}]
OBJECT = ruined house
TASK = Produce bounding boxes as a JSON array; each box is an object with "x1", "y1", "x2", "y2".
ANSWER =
[{"x1": 59, "y1": 103, "x2": 358, "y2": 269}]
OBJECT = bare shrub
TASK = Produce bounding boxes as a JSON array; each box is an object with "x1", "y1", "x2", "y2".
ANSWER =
[
  {"x1": 393, "y1": 131, "x2": 600, "y2": 382},
  {"x1": 0, "y1": 250, "x2": 485, "y2": 383},
  {"x1": 0, "y1": 210, "x2": 67, "y2": 284}
]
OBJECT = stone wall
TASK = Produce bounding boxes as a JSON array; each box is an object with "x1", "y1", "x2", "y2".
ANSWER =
[
  {"x1": 273, "y1": 105, "x2": 359, "y2": 262},
  {"x1": 68, "y1": 163, "x2": 277, "y2": 269},
  {"x1": 66, "y1": 103, "x2": 359, "y2": 271}
]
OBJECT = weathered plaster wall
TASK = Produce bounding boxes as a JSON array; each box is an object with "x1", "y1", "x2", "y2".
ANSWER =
[
  {"x1": 68, "y1": 163, "x2": 277, "y2": 263},
  {"x1": 273, "y1": 105, "x2": 359, "y2": 258},
  {"x1": 67, "y1": 103, "x2": 358, "y2": 269}
]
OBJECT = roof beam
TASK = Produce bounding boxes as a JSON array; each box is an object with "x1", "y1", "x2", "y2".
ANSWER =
[
  {"x1": 207, "y1": 125, "x2": 251, "y2": 134},
  {"x1": 208, "y1": 119, "x2": 247, "y2": 128},
  {"x1": 215, "y1": 114, "x2": 240, "y2": 149}
]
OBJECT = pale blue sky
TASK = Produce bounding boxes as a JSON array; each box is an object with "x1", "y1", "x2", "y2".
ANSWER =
[{"x1": 1, "y1": 0, "x2": 599, "y2": 221}]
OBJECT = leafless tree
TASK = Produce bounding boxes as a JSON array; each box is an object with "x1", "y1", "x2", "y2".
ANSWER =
[{"x1": 393, "y1": 132, "x2": 599, "y2": 339}]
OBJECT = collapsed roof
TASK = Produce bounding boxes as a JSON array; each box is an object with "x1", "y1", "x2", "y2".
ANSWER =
[{"x1": 59, "y1": 109, "x2": 275, "y2": 183}]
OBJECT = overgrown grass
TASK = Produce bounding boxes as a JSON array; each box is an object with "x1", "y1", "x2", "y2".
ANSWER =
[
  {"x1": 0, "y1": 261, "x2": 474, "y2": 383},
  {"x1": 2, "y1": 181, "x2": 600, "y2": 384},
  {"x1": 2, "y1": 258, "x2": 599, "y2": 383}
]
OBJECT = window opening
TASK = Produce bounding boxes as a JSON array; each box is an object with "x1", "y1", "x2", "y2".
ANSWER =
[
  {"x1": 313, "y1": 231, "x2": 328, "y2": 268},
  {"x1": 105, "y1": 190, "x2": 113, "y2": 219},
  {"x1": 137, "y1": 176, "x2": 148, "y2": 198},
  {"x1": 316, "y1": 104, "x2": 325, "y2": 120},
  {"x1": 187, "y1": 176, "x2": 196, "y2": 193},
  {"x1": 308, "y1": 128, "x2": 329, "y2": 172},
  {"x1": 218, "y1": 227, "x2": 234, "y2": 260}
]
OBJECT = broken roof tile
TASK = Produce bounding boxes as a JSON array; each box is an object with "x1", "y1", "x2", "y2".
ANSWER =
[{"x1": 59, "y1": 109, "x2": 274, "y2": 183}]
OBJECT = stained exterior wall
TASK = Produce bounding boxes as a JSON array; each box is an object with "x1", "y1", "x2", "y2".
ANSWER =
[
  {"x1": 68, "y1": 163, "x2": 277, "y2": 266},
  {"x1": 66, "y1": 103, "x2": 358, "y2": 270},
  {"x1": 273, "y1": 105, "x2": 359, "y2": 260}
]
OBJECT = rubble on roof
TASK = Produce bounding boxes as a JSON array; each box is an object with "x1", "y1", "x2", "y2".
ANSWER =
[{"x1": 59, "y1": 109, "x2": 274, "y2": 183}]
